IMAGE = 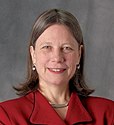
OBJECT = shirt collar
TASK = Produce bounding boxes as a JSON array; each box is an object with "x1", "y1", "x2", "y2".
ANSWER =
[
  {"x1": 30, "y1": 90, "x2": 66, "y2": 125},
  {"x1": 29, "y1": 90, "x2": 92, "y2": 124},
  {"x1": 65, "y1": 92, "x2": 92, "y2": 124}
]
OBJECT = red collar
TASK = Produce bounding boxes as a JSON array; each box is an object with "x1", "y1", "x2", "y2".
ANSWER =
[
  {"x1": 65, "y1": 92, "x2": 92, "y2": 124},
  {"x1": 30, "y1": 90, "x2": 92, "y2": 124}
]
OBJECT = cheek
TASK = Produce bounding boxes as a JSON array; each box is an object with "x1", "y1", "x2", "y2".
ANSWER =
[
  {"x1": 35, "y1": 53, "x2": 49, "y2": 68},
  {"x1": 66, "y1": 55, "x2": 77, "y2": 79},
  {"x1": 66, "y1": 53, "x2": 79, "y2": 66}
]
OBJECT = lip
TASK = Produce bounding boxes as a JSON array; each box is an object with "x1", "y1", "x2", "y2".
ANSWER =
[{"x1": 48, "y1": 68, "x2": 66, "y2": 74}]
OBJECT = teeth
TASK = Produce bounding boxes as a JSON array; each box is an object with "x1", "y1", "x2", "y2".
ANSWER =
[
  {"x1": 50, "y1": 68, "x2": 63, "y2": 72},
  {"x1": 52, "y1": 69, "x2": 61, "y2": 72}
]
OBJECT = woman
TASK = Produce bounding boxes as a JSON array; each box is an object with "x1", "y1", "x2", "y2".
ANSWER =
[{"x1": 0, "y1": 9, "x2": 114, "y2": 125}]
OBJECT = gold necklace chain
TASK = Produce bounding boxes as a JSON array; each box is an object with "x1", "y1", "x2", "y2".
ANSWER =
[
  {"x1": 50, "y1": 102, "x2": 69, "y2": 108},
  {"x1": 38, "y1": 89, "x2": 69, "y2": 108}
]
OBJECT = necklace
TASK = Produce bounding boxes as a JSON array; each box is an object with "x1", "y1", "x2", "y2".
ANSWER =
[
  {"x1": 50, "y1": 102, "x2": 69, "y2": 108},
  {"x1": 38, "y1": 89, "x2": 69, "y2": 108}
]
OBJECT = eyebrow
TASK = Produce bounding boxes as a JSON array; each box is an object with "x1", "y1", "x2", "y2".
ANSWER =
[
  {"x1": 39, "y1": 42, "x2": 52, "y2": 46},
  {"x1": 38, "y1": 40, "x2": 78, "y2": 47},
  {"x1": 62, "y1": 42, "x2": 75, "y2": 46}
]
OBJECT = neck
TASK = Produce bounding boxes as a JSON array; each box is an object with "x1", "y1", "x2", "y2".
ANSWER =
[{"x1": 38, "y1": 83, "x2": 70, "y2": 104}]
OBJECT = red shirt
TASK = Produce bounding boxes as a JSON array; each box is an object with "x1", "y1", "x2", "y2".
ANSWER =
[{"x1": 0, "y1": 90, "x2": 114, "y2": 125}]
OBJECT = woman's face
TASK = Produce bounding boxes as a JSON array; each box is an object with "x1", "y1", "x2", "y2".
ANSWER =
[{"x1": 30, "y1": 24, "x2": 82, "y2": 86}]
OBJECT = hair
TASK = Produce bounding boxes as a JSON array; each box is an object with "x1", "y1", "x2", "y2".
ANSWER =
[{"x1": 14, "y1": 9, "x2": 94, "y2": 96}]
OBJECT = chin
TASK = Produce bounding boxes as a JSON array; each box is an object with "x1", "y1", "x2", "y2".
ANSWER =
[{"x1": 48, "y1": 80, "x2": 68, "y2": 86}]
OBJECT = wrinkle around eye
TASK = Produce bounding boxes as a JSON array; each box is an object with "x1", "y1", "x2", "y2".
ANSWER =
[
  {"x1": 41, "y1": 45, "x2": 52, "y2": 50},
  {"x1": 62, "y1": 46, "x2": 74, "y2": 53}
]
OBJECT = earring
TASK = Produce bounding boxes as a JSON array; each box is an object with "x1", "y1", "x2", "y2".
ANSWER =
[
  {"x1": 77, "y1": 64, "x2": 80, "y2": 69},
  {"x1": 32, "y1": 65, "x2": 36, "y2": 71},
  {"x1": 75, "y1": 64, "x2": 80, "y2": 85}
]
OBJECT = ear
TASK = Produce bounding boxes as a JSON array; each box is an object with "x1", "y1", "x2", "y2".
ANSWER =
[
  {"x1": 77, "y1": 45, "x2": 83, "y2": 64},
  {"x1": 30, "y1": 46, "x2": 36, "y2": 65}
]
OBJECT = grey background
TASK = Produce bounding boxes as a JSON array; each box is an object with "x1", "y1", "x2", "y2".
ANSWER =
[{"x1": 0, "y1": 0, "x2": 114, "y2": 101}]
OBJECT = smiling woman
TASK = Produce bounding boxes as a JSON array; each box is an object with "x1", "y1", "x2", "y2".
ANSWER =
[
  {"x1": 15, "y1": 9, "x2": 93, "y2": 97},
  {"x1": 30, "y1": 24, "x2": 81, "y2": 88},
  {"x1": 0, "y1": 9, "x2": 114, "y2": 125},
  {"x1": 14, "y1": 8, "x2": 93, "y2": 97}
]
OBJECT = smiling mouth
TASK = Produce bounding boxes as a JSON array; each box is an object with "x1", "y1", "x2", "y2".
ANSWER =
[{"x1": 48, "y1": 68, "x2": 66, "y2": 73}]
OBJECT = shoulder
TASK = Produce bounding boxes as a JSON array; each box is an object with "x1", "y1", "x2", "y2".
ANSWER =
[
  {"x1": 0, "y1": 91, "x2": 35, "y2": 124},
  {"x1": 0, "y1": 91, "x2": 35, "y2": 113},
  {"x1": 81, "y1": 95, "x2": 114, "y2": 114},
  {"x1": 80, "y1": 95, "x2": 114, "y2": 123},
  {"x1": 0, "y1": 91, "x2": 34, "y2": 105},
  {"x1": 82, "y1": 95, "x2": 114, "y2": 107}
]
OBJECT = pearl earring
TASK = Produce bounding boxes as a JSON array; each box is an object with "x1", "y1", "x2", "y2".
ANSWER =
[
  {"x1": 77, "y1": 64, "x2": 80, "y2": 69},
  {"x1": 32, "y1": 65, "x2": 36, "y2": 71}
]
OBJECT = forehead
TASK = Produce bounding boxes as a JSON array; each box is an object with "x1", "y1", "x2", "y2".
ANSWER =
[
  {"x1": 43, "y1": 24, "x2": 71, "y2": 33},
  {"x1": 36, "y1": 24, "x2": 77, "y2": 44}
]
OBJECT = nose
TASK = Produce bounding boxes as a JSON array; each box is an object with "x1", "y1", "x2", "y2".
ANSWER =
[{"x1": 51, "y1": 48, "x2": 65, "y2": 63}]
